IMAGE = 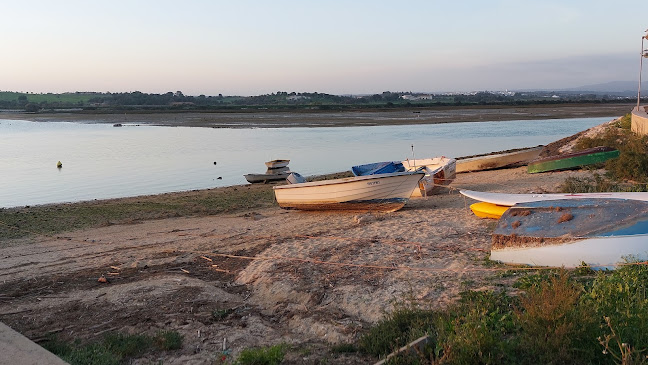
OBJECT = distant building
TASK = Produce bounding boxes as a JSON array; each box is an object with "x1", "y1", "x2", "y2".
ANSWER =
[{"x1": 286, "y1": 95, "x2": 311, "y2": 101}]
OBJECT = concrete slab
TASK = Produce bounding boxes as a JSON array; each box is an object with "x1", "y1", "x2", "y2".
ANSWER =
[{"x1": 0, "y1": 322, "x2": 68, "y2": 365}]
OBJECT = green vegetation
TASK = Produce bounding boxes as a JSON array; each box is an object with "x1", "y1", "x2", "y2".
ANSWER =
[
  {"x1": 359, "y1": 264, "x2": 648, "y2": 364},
  {"x1": 576, "y1": 113, "x2": 648, "y2": 182},
  {"x1": 559, "y1": 113, "x2": 648, "y2": 193},
  {"x1": 0, "y1": 90, "x2": 636, "y2": 113},
  {"x1": 0, "y1": 185, "x2": 276, "y2": 241},
  {"x1": 42, "y1": 331, "x2": 183, "y2": 365},
  {"x1": 212, "y1": 308, "x2": 235, "y2": 321},
  {"x1": 236, "y1": 343, "x2": 286, "y2": 365}
]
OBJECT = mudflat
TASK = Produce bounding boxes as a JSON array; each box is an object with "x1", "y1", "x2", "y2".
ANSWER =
[{"x1": 0, "y1": 103, "x2": 634, "y2": 128}]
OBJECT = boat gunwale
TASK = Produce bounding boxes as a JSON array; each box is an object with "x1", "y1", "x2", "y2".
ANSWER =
[
  {"x1": 457, "y1": 146, "x2": 543, "y2": 163},
  {"x1": 527, "y1": 146, "x2": 617, "y2": 165},
  {"x1": 273, "y1": 171, "x2": 424, "y2": 190}
]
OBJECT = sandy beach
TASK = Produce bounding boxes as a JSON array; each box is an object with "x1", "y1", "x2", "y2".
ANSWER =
[{"x1": 0, "y1": 164, "x2": 596, "y2": 364}]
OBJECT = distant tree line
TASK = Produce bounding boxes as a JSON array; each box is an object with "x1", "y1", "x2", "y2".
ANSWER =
[{"x1": 0, "y1": 90, "x2": 638, "y2": 113}]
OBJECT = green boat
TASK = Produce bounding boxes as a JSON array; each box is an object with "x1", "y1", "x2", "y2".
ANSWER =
[{"x1": 527, "y1": 146, "x2": 620, "y2": 173}]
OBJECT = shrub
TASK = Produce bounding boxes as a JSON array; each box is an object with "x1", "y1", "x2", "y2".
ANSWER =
[
  {"x1": 237, "y1": 344, "x2": 286, "y2": 365},
  {"x1": 574, "y1": 114, "x2": 648, "y2": 182},
  {"x1": 585, "y1": 262, "x2": 648, "y2": 354},
  {"x1": 514, "y1": 270, "x2": 599, "y2": 364},
  {"x1": 154, "y1": 330, "x2": 183, "y2": 350},
  {"x1": 358, "y1": 304, "x2": 437, "y2": 357},
  {"x1": 439, "y1": 291, "x2": 518, "y2": 364}
]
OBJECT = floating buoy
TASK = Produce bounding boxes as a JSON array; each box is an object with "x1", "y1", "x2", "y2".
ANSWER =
[
  {"x1": 213, "y1": 161, "x2": 217, "y2": 165},
  {"x1": 56, "y1": 161, "x2": 62, "y2": 168}
]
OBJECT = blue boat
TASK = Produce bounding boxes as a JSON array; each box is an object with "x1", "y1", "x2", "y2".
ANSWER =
[{"x1": 351, "y1": 161, "x2": 405, "y2": 176}]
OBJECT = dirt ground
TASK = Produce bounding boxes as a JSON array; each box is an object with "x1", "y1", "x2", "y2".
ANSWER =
[{"x1": 0, "y1": 166, "x2": 595, "y2": 364}]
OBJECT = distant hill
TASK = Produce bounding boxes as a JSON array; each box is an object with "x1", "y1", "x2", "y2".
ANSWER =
[{"x1": 561, "y1": 81, "x2": 647, "y2": 96}]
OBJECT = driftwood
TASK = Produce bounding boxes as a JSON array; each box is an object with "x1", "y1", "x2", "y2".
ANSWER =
[{"x1": 374, "y1": 335, "x2": 430, "y2": 365}]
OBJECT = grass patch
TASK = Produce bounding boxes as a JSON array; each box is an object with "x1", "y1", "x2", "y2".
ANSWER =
[
  {"x1": 359, "y1": 265, "x2": 648, "y2": 364},
  {"x1": 330, "y1": 343, "x2": 358, "y2": 353},
  {"x1": 572, "y1": 113, "x2": 648, "y2": 183},
  {"x1": 212, "y1": 308, "x2": 235, "y2": 321},
  {"x1": 42, "y1": 330, "x2": 183, "y2": 364},
  {"x1": 236, "y1": 343, "x2": 286, "y2": 365},
  {"x1": 154, "y1": 330, "x2": 183, "y2": 350},
  {"x1": 0, "y1": 185, "x2": 276, "y2": 241}
]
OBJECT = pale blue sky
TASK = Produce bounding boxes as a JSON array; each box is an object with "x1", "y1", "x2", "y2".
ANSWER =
[{"x1": 2, "y1": 0, "x2": 647, "y2": 95}]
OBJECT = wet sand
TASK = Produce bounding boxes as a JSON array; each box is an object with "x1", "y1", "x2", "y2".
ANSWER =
[{"x1": 0, "y1": 103, "x2": 634, "y2": 128}]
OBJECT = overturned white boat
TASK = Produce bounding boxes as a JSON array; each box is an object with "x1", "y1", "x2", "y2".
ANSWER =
[
  {"x1": 273, "y1": 171, "x2": 424, "y2": 212},
  {"x1": 490, "y1": 198, "x2": 648, "y2": 269}
]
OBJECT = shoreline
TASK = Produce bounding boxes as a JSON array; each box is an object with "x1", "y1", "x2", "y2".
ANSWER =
[
  {"x1": 0, "y1": 166, "x2": 597, "y2": 363},
  {"x1": 0, "y1": 103, "x2": 633, "y2": 128}
]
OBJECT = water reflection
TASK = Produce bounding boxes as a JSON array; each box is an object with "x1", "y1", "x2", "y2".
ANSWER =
[{"x1": 0, "y1": 117, "x2": 612, "y2": 207}]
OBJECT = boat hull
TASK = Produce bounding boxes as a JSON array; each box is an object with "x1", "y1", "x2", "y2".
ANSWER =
[
  {"x1": 456, "y1": 146, "x2": 543, "y2": 173},
  {"x1": 244, "y1": 172, "x2": 290, "y2": 183},
  {"x1": 470, "y1": 202, "x2": 508, "y2": 219},
  {"x1": 265, "y1": 159, "x2": 290, "y2": 169},
  {"x1": 490, "y1": 198, "x2": 648, "y2": 269},
  {"x1": 527, "y1": 146, "x2": 619, "y2": 173},
  {"x1": 402, "y1": 157, "x2": 457, "y2": 197},
  {"x1": 491, "y1": 235, "x2": 648, "y2": 269},
  {"x1": 273, "y1": 171, "x2": 424, "y2": 212},
  {"x1": 460, "y1": 189, "x2": 648, "y2": 206}
]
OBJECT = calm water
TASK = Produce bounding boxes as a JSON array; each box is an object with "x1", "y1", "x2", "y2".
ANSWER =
[{"x1": 1, "y1": 116, "x2": 613, "y2": 208}]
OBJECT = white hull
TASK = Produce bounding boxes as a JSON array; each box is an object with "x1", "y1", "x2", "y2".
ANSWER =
[
  {"x1": 491, "y1": 235, "x2": 648, "y2": 270},
  {"x1": 244, "y1": 172, "x2": 290, "y2": 183},
  {"x1": 456, "y1": 146, "x2": 543, "y2": 173},
  {"x1": 273, "y1": 171, "x2": 424, "y2": 212},
  {"x1": 402, "y1": 157, "x2": 457, "y2": 197},
  {"x1": 460, "y1": 189, "x2": 648, "y2": 207},
  {"x1": 265, "y1": 159, "x2": 290, "y2": 169}
]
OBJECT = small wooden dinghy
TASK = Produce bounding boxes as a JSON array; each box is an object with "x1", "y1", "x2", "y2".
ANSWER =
[
  {"x1": 246, "y1": 161, "x2": 292, "y2": 183},
  {"x1": 244, "y1": 172, "x2": 291, "y2": 183},
  {"x1": 527, "y1": 146, "x2": 619, "y2": 173},
  {"x1": 490, "y1": 198, "x2": 648, "y2": 269},
  {"x1": 456, "y1": 146, "x2": 543, "y2": 173},
  {"x1": 265, "y1": 159, "x2": 290, "y2": 169}
]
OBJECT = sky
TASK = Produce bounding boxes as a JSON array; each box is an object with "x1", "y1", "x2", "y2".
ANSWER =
[{"x1": 2, "y1": 0, "x2": 647, "y2": 96}]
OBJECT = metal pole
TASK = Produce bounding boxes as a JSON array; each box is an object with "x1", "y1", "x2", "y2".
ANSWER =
[{"x1": 639, "y1": 37, "x2": 644, "y2": 111}]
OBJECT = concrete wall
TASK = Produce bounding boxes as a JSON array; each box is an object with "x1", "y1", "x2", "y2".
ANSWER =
[{"x1": 631, "y1": 106, "x2": 648, "y2": 135}]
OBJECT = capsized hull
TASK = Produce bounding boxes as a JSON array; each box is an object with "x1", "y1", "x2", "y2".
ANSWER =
[
  {"x1": 456, "y1": 146, "x2": 543, "y2": 173},
  {"x1": 527, "y1": 146, "x2": 619, "y2": 173},
  {"x1": 244, "y1": 172, "x2": 290, "y2": 183},
  {"x1": 490, "y1": 235, "x2": 648, "y2": 269},
  {"x1": 460, "y1": 189, "x2": 648, "y2": 207},
  {"x1": 490, "y1": 198, "x2": 648, "y2": 269},
  {"x1": 273, "y1": 171, "x2": 424, "y2": 212}
]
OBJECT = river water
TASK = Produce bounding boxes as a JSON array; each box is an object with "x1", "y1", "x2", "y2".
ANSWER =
[{"x1": 1, "y1": 116, "x2": 613, "y2": 208}]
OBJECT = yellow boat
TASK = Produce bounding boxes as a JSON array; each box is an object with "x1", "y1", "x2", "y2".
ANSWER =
[{"x1": 469, "y1": 202, "x2": 509, "y2": 219}]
